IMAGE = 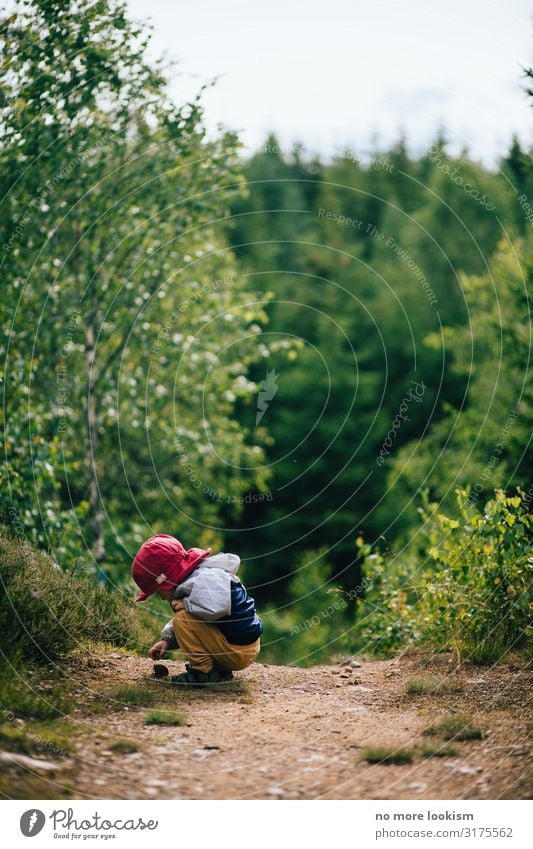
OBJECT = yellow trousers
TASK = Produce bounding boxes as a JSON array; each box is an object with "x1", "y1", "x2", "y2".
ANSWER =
[{"x1": 173, "y1": 608, "x2": 260, "y2": 673}]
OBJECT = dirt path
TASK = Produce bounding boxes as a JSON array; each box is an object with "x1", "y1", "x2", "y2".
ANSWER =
[{"x1": 20, "y1": 652, "x2": 533, "y2": 800}]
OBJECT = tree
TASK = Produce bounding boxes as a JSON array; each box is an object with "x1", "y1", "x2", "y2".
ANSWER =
[
  {"x1": 389, "y1": 237, "x2": 532, "y2": 524},
  {"x1": 226, "y1": 136, "x2": 525, "y2": 599},
  {"x1": 0, "y1": 0, "x2": 269, "y2": 571}
]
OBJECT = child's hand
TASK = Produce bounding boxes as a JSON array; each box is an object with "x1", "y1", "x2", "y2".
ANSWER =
[
  {"x1": 148, "y1": 640, "x2": 169, "y2": 660},
  {"x1": 171, "y1": 598, "x2": 185, "y2": 612}
]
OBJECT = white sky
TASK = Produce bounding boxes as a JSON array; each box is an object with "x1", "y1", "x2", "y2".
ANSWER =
[{"x1": 127, "y1": 0, "x2": 533, "y2": 165}]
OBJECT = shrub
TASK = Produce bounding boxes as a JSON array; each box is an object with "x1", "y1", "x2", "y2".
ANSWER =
[
  {"x1": 0, "y1": 534, "x2": 139, "y2": 663},
  {"x1": 355, "y1": 488, "x2": 532, "y2": 662},
  {"x1": 419, "y1": 489, "x2": 532, "y2": 661},
  {"x1": 353, "y1": 541, "x2": 421, "y2": 655}
]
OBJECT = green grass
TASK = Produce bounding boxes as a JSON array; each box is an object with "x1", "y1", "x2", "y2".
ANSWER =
[
  {"x1": 420, "y1": 743, "x2": 458, "y2": 759},
  {"x1": 0, "y1": 533, "x2": 147, "y2": 664},
  {"x1": 406, "y1": 675, "x2": 463, "y2": 695},
  {"x1": 108, "y1": 739, "x2": 140, "y2": 754},
  {"x1": 77, "y1": 696, "x2": 116, "y2": 716},
  {"x1": 361, "y1": 746, "x2": 414, "y2": 765},
  {"x1": 423, "y1": 713, "x2": 484, "y2": 741},
  {"x1": 0, "y1": 721, "x2": 74, "y2": 757},
  {"x1": 104, "y1": 683, "x2": 169, "y2": 709},
  {"x1": 143, "y1": 709, "x2": 188, "y2": 726},
  {"x1": 164, "y1": 678, "x2": 251, "y2": 702},
  {"x1": 462, "y1": 638, "x2": 509, "y2": 665},
  {"x1": 0, "y1": 769, "x2": 73, "y2": 800},
  {"x1": 0, "y1": 662, "x2": 72, "y2": 720},
  {"x1": 0, "y1": 687, "x2": 70, "y2": 720},
  {"x1": 83, "y1": 677, "x2": 251, "y2": 715},
  {"x1": 0, "y1": 725, "x2": 37, "y2": 755},
  {"x1": 72, "y1": 642, "x2": 137, "y2": 659}
]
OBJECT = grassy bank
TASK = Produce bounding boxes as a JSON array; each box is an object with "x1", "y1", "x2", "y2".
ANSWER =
[{"x1": 0, "y1": 534, "x2": 154, "y2": 664}]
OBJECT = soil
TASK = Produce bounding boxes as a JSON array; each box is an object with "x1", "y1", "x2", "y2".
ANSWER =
[{"x1": 7, "y1": 651, "x2": 533, "y2": 800}]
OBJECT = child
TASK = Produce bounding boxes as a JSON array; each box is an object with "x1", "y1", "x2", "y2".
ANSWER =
[{"x1": 132, "y1": 534, "x2": 263, "y2": 685}]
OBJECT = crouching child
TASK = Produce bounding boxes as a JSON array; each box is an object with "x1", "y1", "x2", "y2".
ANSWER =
[{"x1": 132, "y1": 534, "x2": 263, "y2": 686}]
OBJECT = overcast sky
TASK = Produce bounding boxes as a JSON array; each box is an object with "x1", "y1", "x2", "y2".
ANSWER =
[{"x1": 127, "y1": 0, "x2": 532, "y2": 165}]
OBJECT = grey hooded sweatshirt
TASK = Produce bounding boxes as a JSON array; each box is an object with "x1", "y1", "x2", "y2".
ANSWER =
[{"x1": 161, "y1": 552, "x2": 263, "y2": 647}]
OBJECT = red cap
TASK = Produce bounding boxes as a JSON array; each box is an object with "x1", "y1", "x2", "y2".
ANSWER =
[{"x1": 131, "y1": 534, "x2": 211, "y2": 602}]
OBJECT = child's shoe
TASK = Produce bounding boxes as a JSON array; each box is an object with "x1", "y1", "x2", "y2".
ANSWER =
[
  {"x1": 169, "y1": 664, "x2": 230, "y2": 686},
  {"x1": 215, "y1": 667, "x2": 234, "y2": 682}
]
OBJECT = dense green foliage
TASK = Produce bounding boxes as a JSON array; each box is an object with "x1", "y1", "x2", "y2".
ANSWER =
[
  {"x1": 391, "y1": 238, "x2": 532, "y2": 522},
  {"x1": 260, "y1": 487, "x2": 532, "y2": 666},
  {"x1": 0, "y1": 0, "x2": 271, "y2": 573},
  {"x1": 354, "y1": 488, "x2": 532, "y2": 663},
  {"x1": 228, "y1": 137, "x2": 531, "y2": 601}
]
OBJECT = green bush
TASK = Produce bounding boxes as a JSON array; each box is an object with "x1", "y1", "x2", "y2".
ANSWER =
[
  {"x1": 356, "y1": 488, "x2": 532, "y2": 662},
  {"x1": 0, "y1": 534, "x2": 139, "y2": 663}
]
